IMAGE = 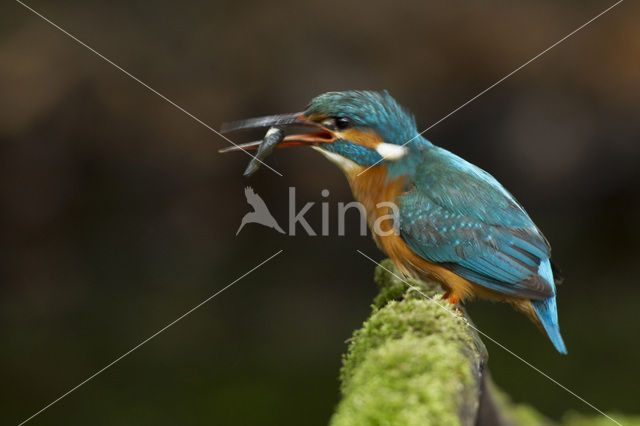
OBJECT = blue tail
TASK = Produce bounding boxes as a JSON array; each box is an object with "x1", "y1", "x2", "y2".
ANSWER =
[
  {"x1": 533, "y1": 260, "x2": 567, "y2": 354},
  {"x1": 532, "y1": 296, "x2": 567, "y2": 354}
]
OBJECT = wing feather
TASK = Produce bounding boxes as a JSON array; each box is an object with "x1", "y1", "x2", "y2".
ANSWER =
[{"x1": 398, "y1": 147, "x2": 554, "y2": 300}]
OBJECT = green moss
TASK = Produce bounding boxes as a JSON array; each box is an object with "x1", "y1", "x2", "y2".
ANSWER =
[
  {"x1": 333, "y1": 261, "x2": 480, "y2": 425},
  {"x1": 373, "y1": 259, "x2": 442, "y2": 308},
  {"x1": 339, "y1": 298, "x2": 471, "y2": 388},
  {"x1": 332, "y1": 335, "x2": 472, "y2": 426}
]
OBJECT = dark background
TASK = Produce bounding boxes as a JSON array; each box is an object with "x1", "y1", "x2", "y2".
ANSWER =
[{"x1": 2, "y1": 1, "x2": 639, "y2": 424}]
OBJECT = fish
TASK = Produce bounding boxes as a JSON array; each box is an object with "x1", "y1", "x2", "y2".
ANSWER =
[{"x1": 240, "y1": 127, "x2": 285, "y2": 177}]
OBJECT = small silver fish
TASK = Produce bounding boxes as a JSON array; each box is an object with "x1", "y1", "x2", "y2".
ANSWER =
[{"x1": 242, "y1": 127, "x2": 284, "y2": 177}]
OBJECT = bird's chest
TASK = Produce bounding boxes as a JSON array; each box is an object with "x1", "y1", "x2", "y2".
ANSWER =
[
  {"x1": 314, "y1": 146, "x2": 410, "y2": 248},
  {"x1": 347, "y1": 166, "x2": 407, "y2": 242}
]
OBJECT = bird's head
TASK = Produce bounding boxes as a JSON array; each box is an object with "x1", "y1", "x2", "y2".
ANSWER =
[{"x1": 221, "y1": 91, "x2": 426, "y2": 172}]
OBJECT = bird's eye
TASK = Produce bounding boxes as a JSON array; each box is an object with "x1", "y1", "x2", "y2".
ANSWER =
[
  {"x1": 335, "y1": 117, "x2": 351, "y2": 130},
  {"x1": 321, "y1": 118, "x2": 336, "y2": 130},
  {"x1": 320, "y1": 117, "x2": 351, "y2": 131}
]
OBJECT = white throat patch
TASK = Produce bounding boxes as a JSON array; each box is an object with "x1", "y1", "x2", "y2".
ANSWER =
[
  {"x1": 311, "y1": 146, "x2": 361, "y2": 174},
  {"x1": 375, "y1": 142, "x2": 408, "y2": 161}
]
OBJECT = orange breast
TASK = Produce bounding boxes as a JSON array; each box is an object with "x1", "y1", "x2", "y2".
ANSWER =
[{"x1": 346, "y1": 166, "x2": 507, "y2": 303}]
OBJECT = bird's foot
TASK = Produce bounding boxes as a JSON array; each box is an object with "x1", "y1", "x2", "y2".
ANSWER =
[
  {"x1": 452, "y1": 305, "x2": 465, "y2": 315},
  {"x1": 440, "y1": 291, "x2": 460, "y2": 305},
  {"x1": 440, "y1": 291, "x2": 464, "y2": 314}
]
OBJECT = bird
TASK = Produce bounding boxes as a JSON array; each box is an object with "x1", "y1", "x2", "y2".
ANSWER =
[
  {"x1": 221, "y1": 90, "x2": 567, "y2": 354},
  {"x1": 236, "y1": 186, "x2": 285, "y2": 235}
]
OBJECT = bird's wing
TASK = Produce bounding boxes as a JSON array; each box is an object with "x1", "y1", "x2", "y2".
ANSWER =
[{"x1": 397, "y1": 147, "x2": 554, "y2": 300}]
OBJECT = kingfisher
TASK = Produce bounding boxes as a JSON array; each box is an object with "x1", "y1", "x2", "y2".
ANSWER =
[{"x1": 221, "y1": 90, "x2": 567, "y2": 354}]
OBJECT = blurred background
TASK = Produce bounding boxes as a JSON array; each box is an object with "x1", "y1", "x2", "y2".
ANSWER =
[{"x1": 1, "y1": 0, "x2": 639, "y2": 424}]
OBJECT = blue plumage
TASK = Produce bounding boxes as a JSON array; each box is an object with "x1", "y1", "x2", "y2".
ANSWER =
[
  {"x1": 307, "y1": 91, "x2": 567, "y2": 353},
  {"x1": 396, "y1": 143, "x2": 566, "y2": 352},
  {"x1": 398, "y1": 145, "x2": 555, "y2": 297},
  {"x1": 322, "y1": 139, "x2": 383, "y2": 166},
  {"x1": 222, "y1": 90, "x2": 568, "y2": 354},
  {"x1": 534, "y1": 260, "x2": 567, "y2": 354},
  {"x1": 399, "y1": 148, "x2": 566, "y2": 352}
]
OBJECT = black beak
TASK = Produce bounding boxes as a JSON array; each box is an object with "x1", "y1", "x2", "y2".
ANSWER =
[
  {"x1": 220, "y1": 112, "x2": 309, "y2": 133},
  {"x1": 219, "y1": 112, "x2": 336, "y2": 153}
]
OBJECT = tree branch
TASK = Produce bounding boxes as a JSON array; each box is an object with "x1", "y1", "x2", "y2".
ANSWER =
[{"x1": 330, "y1": 259, "x2": 639, "y2": 426}]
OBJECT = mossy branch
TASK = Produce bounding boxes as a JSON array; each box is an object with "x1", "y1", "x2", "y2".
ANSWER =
[
  {"x1": 330, "y1": 259, "x2": 640, "y2": 426},
  {"x1": 331, "y1": 259, "x2": 495, "y2": 426}
]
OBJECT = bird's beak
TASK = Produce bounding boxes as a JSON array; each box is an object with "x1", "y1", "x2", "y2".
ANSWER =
[{"x1": 218, "y1": 112, "x2": 336, "y2": 153}]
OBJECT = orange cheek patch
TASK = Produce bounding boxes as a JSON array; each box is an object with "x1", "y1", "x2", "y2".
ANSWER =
[{"x1": 340, "y1": 128, "x2": 384, "y2": 150}]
